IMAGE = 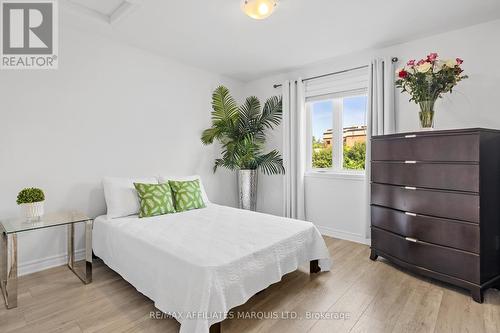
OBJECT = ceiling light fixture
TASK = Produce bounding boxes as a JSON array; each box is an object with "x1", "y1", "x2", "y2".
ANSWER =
[{"x1": 241, "y1": 0, "x2": 278, "y2": 20}]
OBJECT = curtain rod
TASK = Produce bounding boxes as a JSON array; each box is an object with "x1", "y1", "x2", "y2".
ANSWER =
[{"x1": 273, "y1": 57, "x2": 398, "y2": 89}]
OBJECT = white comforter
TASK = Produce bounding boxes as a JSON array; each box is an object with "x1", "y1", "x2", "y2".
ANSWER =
[{"x1": 93, "y1": 204, "x2": 331, "y2": 333}]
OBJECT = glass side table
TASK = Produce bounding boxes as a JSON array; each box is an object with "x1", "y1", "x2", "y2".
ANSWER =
[{"x1": 0, "y1": 211, "x2": 93, "y2": 309}]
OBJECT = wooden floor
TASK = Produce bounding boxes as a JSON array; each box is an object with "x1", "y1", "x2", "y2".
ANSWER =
[{"x1": 1, "y1": 237, "x2": 500, "y2": 333}]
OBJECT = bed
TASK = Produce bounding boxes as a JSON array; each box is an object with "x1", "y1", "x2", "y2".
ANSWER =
[{"x1": 93, "y1": 203, "x2": 331, "y2": 333}]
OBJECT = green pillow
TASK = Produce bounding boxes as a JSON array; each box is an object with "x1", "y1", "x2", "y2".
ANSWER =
[
  {"x1": 134, "y1": 183, "x2": 176, "y2": 218},
  {"x1": 168, "y1": 179, "x2": 206, "y2": 212}
]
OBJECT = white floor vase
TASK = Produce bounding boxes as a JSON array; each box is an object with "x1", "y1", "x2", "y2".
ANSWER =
[{"x1": 238, "y1": 170, "x2": 258, "y2": 211}]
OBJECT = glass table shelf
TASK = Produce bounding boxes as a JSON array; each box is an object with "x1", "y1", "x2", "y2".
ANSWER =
[
  {"x1": 0, "y1": 211, "x2": 90, "y2": 234},
  {"x1": 0, "y1": 211, "x2": 92, "y2": 309}
]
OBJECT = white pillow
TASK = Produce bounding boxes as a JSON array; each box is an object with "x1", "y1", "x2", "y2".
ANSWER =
[
  {"x1": 103, "y1": 177, "x2": 157, "y2": 219},
  {"x1": 158, "y1": 175, "x2": 210, "y2": 204}
]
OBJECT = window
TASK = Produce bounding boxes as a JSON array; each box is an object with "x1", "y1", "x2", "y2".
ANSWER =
[
  {"x1": 311, "y1": 100, "x2": 333, "y2": 168},
  {"x1": 342, "y1": 95, "x2": 367, "y2": 170},
  {"x1": 307, "y1": 92, "x2": 367, "y2": 173}
]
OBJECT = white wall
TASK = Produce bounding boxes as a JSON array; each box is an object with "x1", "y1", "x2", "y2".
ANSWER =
[
  {"x1": 243, "y1": 19, "x2": 500, "y2": 243},
  {"x1": 0, "y1": 24, "x2": 243, "y2": 275}
]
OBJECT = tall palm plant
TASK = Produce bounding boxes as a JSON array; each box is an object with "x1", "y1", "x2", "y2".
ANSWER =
[{"x1": 201, "y1": 86, "x2": 285, "y2": 175}]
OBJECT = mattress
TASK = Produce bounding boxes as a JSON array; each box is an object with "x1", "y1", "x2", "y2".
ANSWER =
[{"x1": 93, "y1": 204, "x2": 331, "y2": 333}]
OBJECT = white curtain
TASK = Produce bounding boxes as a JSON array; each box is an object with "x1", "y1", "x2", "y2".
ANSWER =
[
  {"x1": 282, "y1": 80, "x2": 306, "y2": 220},
  {"x1": 366, "y1": 57, "x2": 396, "y2": 238},
  {"x1": 368, "y1": 58, "x2": 396, "y2": 136}
]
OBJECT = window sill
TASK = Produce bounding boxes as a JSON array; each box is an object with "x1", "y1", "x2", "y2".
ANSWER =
[{"x1": 305, "y1": 170, "x2": 366, "y2": 181}]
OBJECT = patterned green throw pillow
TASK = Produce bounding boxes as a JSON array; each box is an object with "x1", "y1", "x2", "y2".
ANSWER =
[
  {"x1": 168, "y1": 179, "x2": 206, "y2": 212},
  {"x1": 134, "y1": 183, "x2": 176, "y2": 218}
]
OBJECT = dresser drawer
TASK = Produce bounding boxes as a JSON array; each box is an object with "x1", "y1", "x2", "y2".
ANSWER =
[
  {"x1": 372, "y1": 133, "x2": 479, "y2": 162},
  {"x1": 371, "y1": 162, "x2": 479, "y2": 192},
  {"x1": 371, "y1": 183, "x2": 480, "y2": 223},
  {"x1": 372, "y1": 227, "x2": 480, "y2": 283},
  {"x1": 371, "y1": 206, "x2": 479, "y2": 253}
]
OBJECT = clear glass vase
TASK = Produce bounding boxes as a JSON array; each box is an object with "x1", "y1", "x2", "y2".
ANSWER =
[{"x1": 418, "y1": 99, "x2": 436, "y2": 129}]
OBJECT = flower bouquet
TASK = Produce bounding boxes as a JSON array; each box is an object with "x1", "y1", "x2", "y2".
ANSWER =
[{"x1": 396, "y1": 53, "x2": 468, "y2": 129}]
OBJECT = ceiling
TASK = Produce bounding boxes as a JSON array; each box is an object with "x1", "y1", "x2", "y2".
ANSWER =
[
  {"x1": 62, "y1": 0, "x2": 500, "y2": 82},
  {"x1": 70, "y1": 0, "x2": 125, "y2": 16}
]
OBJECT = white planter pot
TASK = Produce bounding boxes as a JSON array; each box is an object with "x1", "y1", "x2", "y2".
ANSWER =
[
  {"x1": 237, "y1": 170, "x2": 258, "y2": 211},
  {"x1": 20, "y1": 201, "x2": 45, "y2": 219}
]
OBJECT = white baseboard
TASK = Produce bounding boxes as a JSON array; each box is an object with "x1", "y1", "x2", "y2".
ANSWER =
[
  {"x1": 19, "y1": 249, "x2": 86, "y2": 276},
  {"x1": 317, "y1": 225, "x2": 371, "y2": 245}
]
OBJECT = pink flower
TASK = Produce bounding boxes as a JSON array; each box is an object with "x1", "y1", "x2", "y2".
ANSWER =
[
  {"x1": 427, "y1": 52, "x2": 438, "y2": 62},
  {"x1": 456, "y1": 58, "x2": 463, "y2": 65},
  {"x1": 417, "y1": 59, "x2": 426, "y2": 66},
  {"x1": 407, "y1": 59, "x2": 416, "y2": 66}
]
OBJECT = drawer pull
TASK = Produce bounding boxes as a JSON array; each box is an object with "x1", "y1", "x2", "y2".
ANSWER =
[
  {"x1": 404, "y1": 160, "x2": 417, "y2": 164},
  {"x1": 405, "y1": 237, "x2": 418, "y2": 243},
  {"x1": 404, "y1": 134, "x2": 417, "y2": 138},
  {"x1": 405, "y1": 212, "x2": 417, "y2": 217},
  {"x1": 404, "y1": 186, "x2": 417, "y2": 190}
]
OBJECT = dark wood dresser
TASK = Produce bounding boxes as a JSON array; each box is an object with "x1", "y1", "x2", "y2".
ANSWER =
[{"x1": 370, "y1": 128, "x2": 500, "y2": 303}]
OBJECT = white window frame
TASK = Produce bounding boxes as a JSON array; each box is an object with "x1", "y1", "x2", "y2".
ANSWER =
[{"x1": 306, "y1": 88, "x2": 368, "y2": 179}]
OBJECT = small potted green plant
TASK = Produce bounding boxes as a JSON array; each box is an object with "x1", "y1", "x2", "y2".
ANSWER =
[{"x1": 17, "y1": 188, "x2": 45, "y2": 218}]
